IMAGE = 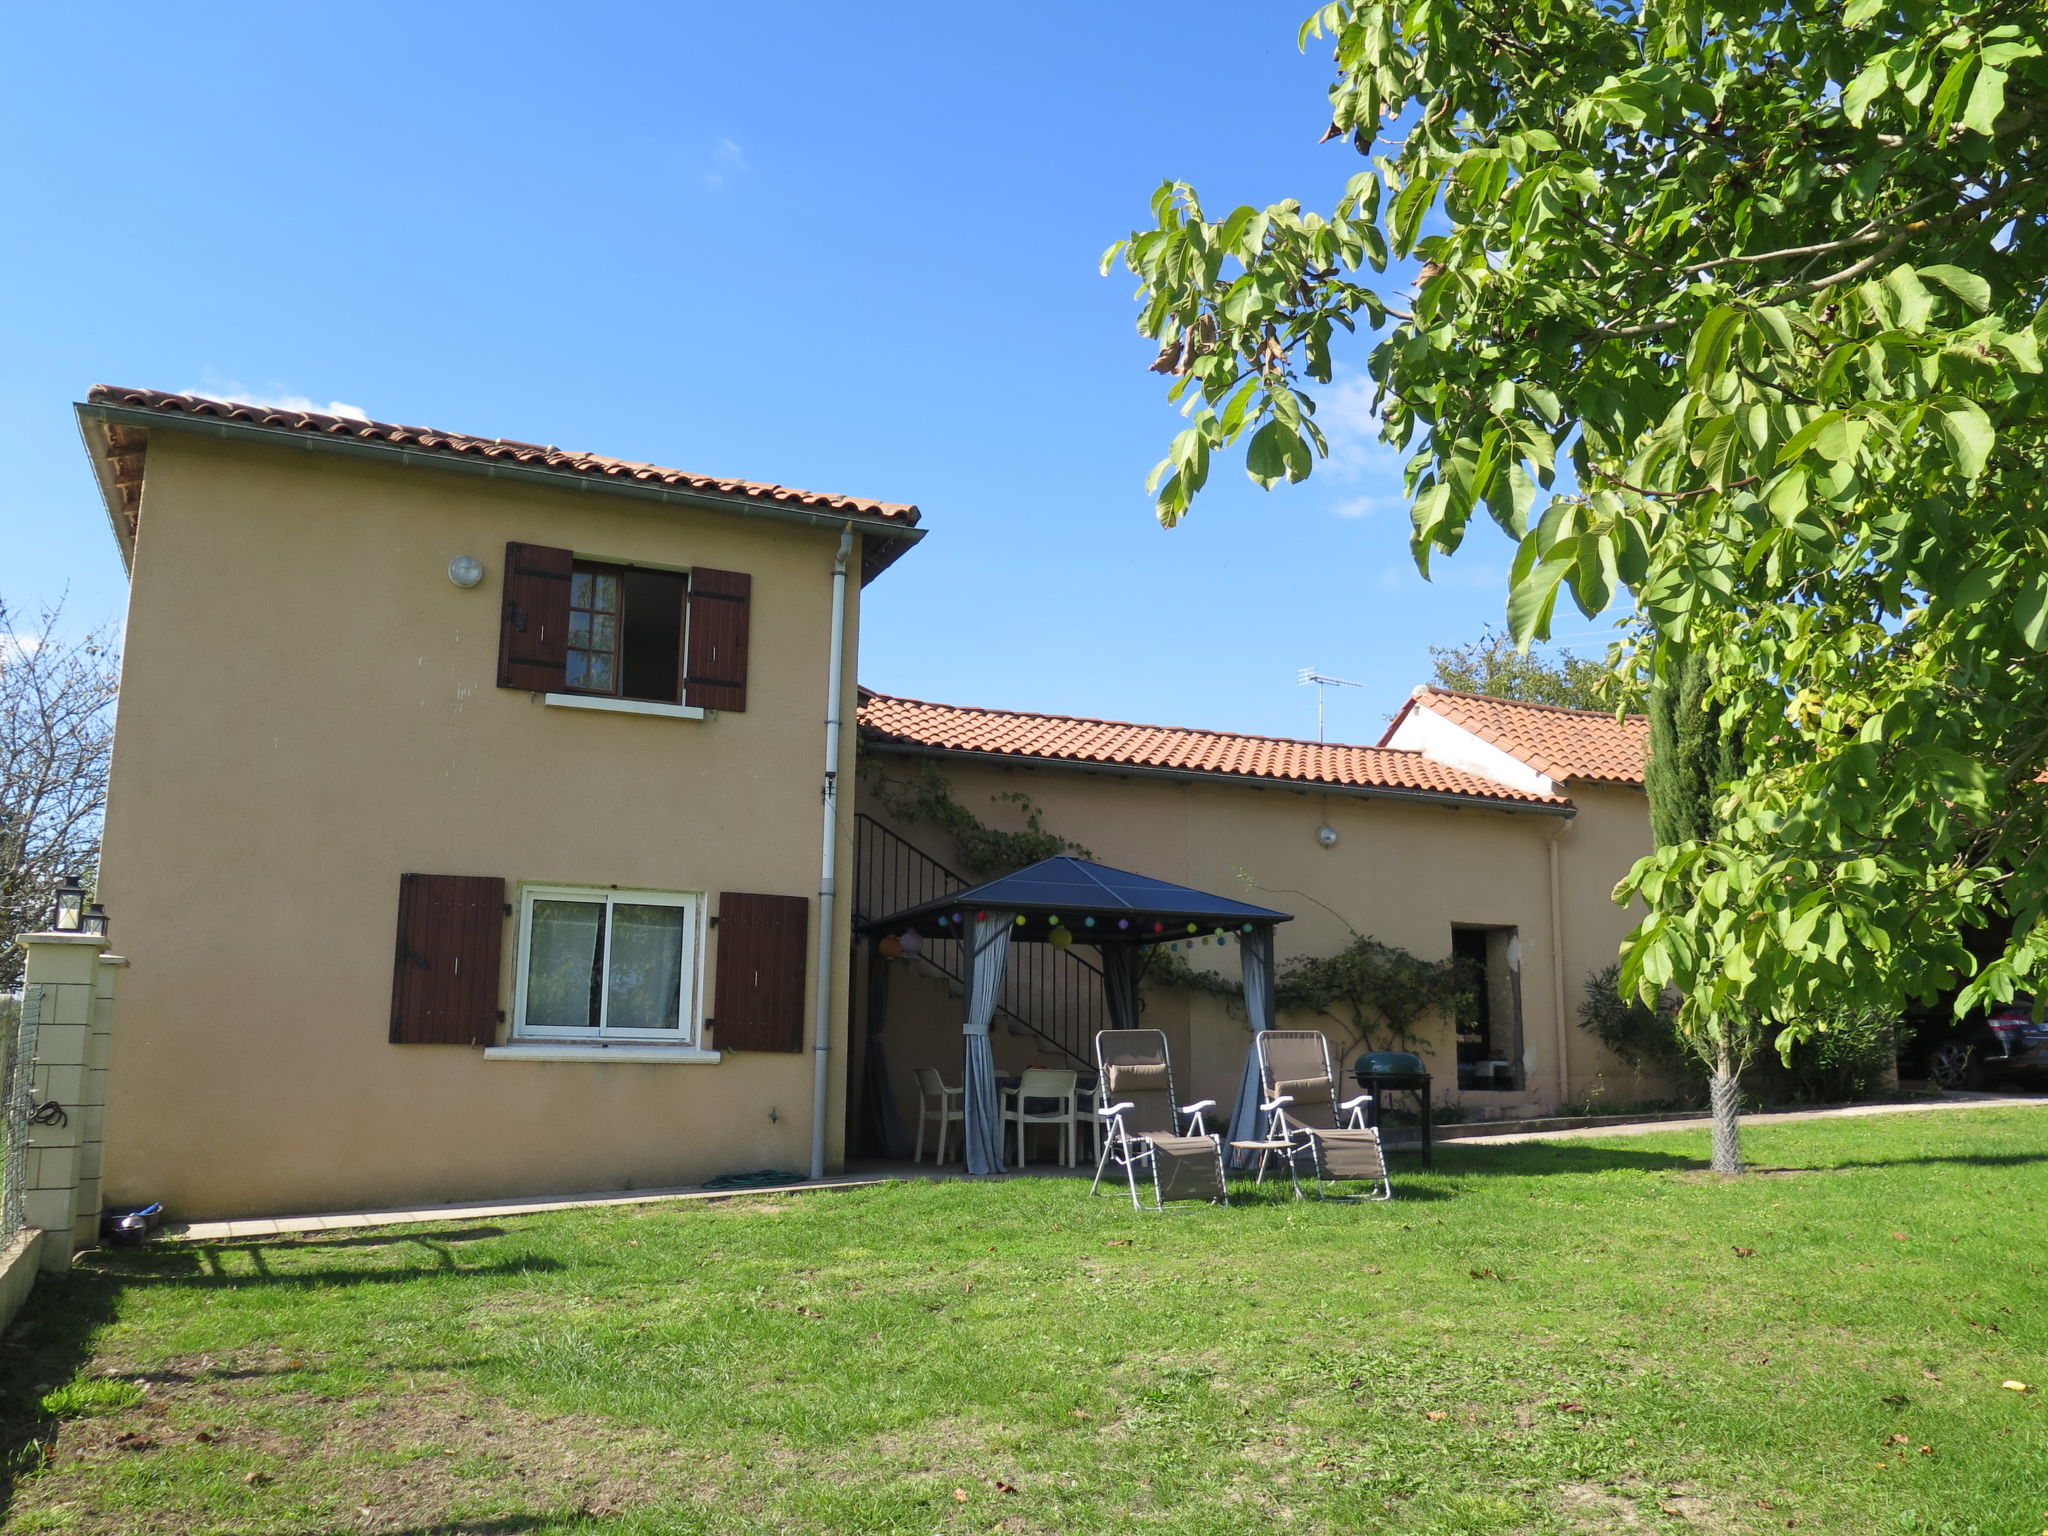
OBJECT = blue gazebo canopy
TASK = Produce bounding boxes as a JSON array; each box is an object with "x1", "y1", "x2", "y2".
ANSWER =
[{"x1": 865, "y1": 855, "x2": 1292, "y2": 943}]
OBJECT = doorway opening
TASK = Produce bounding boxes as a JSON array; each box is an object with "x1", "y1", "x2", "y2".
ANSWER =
[{"x1": 1451, "y1": 925, "x2": 1524, "y2": 1093}]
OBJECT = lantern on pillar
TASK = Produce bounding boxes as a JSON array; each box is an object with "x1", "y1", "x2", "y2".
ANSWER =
[
  {"x1": 82, "y1": 904, "x2": 109, "y2": 937},
  {"x1": 50, "y1": 874, "x2": 85, "y2": 933}
]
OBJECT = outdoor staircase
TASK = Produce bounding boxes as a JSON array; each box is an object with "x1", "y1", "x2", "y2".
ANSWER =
[{"x1": 852, "y1": 814, "x2": 1098, "y2": 1068}]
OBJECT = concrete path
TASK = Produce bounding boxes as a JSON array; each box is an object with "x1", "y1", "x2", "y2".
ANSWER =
[
  {"x1": 164, "y1": 1094, "x2": 2045, "y2": 1243},
  {"x1": 1447, "y1": 1091, "x2": 2047, "y2": 1145}
]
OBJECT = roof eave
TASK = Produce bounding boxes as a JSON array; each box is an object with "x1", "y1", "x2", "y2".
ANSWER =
[
  {"x1": 74, "y1": 400, "x2": 926, "y2": 584},
  {"x1": 861, "y1": 739, "x2": 1576, "y2": 817},
  {"x1": 75, "y1": 410, "x2": 137, "y2": 573}
]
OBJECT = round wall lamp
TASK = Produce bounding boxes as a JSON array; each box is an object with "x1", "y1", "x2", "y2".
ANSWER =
[
  {"x1": 447, "y1": 555, "x2": 485, "y2": 589},
  {"x1": 1316, "y1": 824, "x2": 1339, "y2": 849}
]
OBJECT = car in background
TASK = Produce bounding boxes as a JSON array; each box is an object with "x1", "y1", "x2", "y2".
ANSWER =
[{"x1": 1898, "y1": 999, "x2": 2048, "y2": 1089}]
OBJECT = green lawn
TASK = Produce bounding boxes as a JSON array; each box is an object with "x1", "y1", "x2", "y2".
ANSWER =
[{"x1": 3, "y1": 1108, "x2": 2046, "y2": 1536}]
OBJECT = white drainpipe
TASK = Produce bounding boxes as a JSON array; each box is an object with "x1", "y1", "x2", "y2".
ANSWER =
[
  {"x1": 810, "y1": 525, "x2": 855, "y2": 1181},
  {"x1": 1547, "y1": 813, "x2": 1572, "y2": 1109}
]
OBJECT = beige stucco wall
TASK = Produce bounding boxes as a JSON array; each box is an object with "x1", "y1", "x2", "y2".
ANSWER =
[
  {"x1": 854, "y1": 753, "x2": 1657, "y2": 1133},
  {"x1": 98, "y1": 433, "x2": 865, "y2": 1219}
]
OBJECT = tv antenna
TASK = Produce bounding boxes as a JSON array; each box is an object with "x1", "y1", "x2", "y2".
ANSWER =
[{"x1": 1296, "y1": 668, "x2": 1362, "y2": 742}]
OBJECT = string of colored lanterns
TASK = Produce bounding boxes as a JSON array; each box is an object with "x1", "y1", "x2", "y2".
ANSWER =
[{"x1": 876, "y1": 914, "x2": 1259, "y2": 953}]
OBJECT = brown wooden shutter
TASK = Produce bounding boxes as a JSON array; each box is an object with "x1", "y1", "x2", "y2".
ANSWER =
[
  {"x1": 711, "y1": 892, "x2": 808, "y2": 1052},
  {"x1": 497, "y1": 542, "x2": 573, "y2": 691},
  {"x1": 683, "y1": 568, "x2": 751, "y2": 711},
  {"x1": 390, "y1": 874, "x2": 505, "y2": 1044}
]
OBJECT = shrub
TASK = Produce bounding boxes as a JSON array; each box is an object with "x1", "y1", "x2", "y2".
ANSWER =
[
  {"x1": 1577, "y1": 964, "x2": 1703, "y2": 1102},
  {"x1": 1576, "y1": 963, "x2": 1899, "y2": 1107},
  {"x1": 1756, "y1": 1009, "x2": 1903, "y2": 1105}
]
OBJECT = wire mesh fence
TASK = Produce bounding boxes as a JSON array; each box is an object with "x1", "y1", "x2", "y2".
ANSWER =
[{"x1": 1, "y1": 988, "x2": 35, "y2": 1242}]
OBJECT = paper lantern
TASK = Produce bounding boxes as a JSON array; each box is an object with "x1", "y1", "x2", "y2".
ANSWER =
[
  {"x1": 1050, "y1": 927, "x2": 1074, "y2": 950},
  {"x1": 1015, "y1": 914, "x2": 1027, "y2": 925},
  {"x1": 1084, "y1": 916, "x2": 1096, "y2": 928},
  {"x1": 1187, "y1": 923, "x2": 1198, "y2": 933},
  {"x1": 878, "y1": 934, "x2": 903, "y2": 959},
  {"x1": 899, "y1": 929, "x2": 922, "y2": 957},
  {"x1": 1118, "y1": 918, "x2": 1130, "y2": 930},
  {"x1": 977, "y1": 911, "x2": 987, "y2": 921},
  {"x1": 1153, "y1": 922, "x2": 1164, "y2": 933}
]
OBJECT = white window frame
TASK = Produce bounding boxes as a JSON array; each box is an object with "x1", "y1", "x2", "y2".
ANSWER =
[{"x1": 512, "y1": 884, "x2": 706, "y2": 1045}]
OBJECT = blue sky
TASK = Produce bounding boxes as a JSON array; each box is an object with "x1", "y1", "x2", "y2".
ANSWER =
[{"x1": 0, "y1": 1, "x2": 1606, "y2": 742}]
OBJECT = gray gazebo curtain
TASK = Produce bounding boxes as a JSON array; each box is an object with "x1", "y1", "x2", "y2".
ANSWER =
[
  {"x1": 961, "y1": 909, "x2": 1016, "y2": 1174},
  {"x1": 1225, "y1": 925, "x2": 1278, "y2": 1169},
  {"x1": 1101, "y1": 944, "x2": 1144, "y2": 1031}
]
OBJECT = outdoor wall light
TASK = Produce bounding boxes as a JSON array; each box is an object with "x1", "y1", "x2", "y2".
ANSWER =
[
  {"x1": 82, "y1": 903, "x2": 109, "y2": 938},
  {"x1": 50, "y1": 873, "x2": 86, "y2": 931},
  {"x1": 447, "y1": 555, "x2": 485, "y2": 589},
  {"x1": 1316, "y1": 825, "x2": 1339, "y2": 849}
]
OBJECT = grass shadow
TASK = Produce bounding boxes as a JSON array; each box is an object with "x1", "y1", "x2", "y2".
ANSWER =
[
  {"x1": 1429, "y1": 1142, "x2": 1706, "y2": 1176},
  {"x1": 0, "y1": 1266, "x2": 123, "y2": 1518},
  {"x1": 0, "y1": 1236, "x2": 558, "y2": 1521}
]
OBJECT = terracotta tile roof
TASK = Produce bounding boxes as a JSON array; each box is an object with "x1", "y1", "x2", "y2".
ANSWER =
[
  {"x1": 1392, "y1": 686, "x2": 1649, "y2": 786},
  {"x1": 80, "y1": 385, "x2": 921, "y2": 577},
  {"x1": 859, "y1": 691, "x2": 1573, "y2": 809}
]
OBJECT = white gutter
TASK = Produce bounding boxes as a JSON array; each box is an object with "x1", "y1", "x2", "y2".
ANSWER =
[
  {"x1": 1547, "y1": 814, "x2": 1572, "y2": 1108},
  {"x1": 810, "y1": 525, "x2": 855, "y2": 1181}
]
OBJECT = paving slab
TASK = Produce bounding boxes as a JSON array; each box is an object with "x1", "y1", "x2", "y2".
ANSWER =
[{"x1": 1449, "y1": 1092, "x2": 2046, "y2": 1145}]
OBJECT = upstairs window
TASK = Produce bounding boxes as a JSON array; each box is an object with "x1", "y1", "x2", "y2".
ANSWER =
[
  {"x1": 497, "y1": 543, "x2": 752, "y2": 712},
  {"x1": 567, "y1": 563, "x2": 686, "y2": 703}
]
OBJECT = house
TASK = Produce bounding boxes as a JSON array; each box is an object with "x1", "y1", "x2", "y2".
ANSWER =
[
  {"x1": 79, "y1": 386, "x2": 919, "y2": 1219},
  {"x1": 76, "y1": 384, "x2": 1655, "y2": 1221},
  {"x1": 853, "y1": 688, "x2": 1655, "y2": 1131}
]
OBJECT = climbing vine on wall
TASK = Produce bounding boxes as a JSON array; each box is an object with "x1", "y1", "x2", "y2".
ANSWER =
[
  {"x1": 860, "y1": 759, "x2": 1091, "y2": 876},
  {"x1": 863, "y1": 755, "x2": 1469, "y2": 1054}
]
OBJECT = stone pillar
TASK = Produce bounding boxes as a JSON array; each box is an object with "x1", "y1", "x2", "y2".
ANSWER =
[{"x1": 16, "y1": 932, "x2": 122, "y2": 1273}]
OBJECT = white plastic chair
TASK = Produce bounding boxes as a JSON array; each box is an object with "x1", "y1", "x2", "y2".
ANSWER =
[
  {"x1": 913, "y1": 1067, "x2": 964, "y2": 1164},
  {"x1": 1003, "y1": 1068, "x2": 1081, "y2": 1167}
]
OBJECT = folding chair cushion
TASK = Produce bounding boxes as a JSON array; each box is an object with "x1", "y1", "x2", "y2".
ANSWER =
[
  {"x1": 1307, "y1": 1128, "x2": 1387, "y2": 1182},
  {"x1": 1272, "y1": 1075, "x2": 1334, "y2": 1107},
  {"x1": 1106, "y1": 1061, "x2": 1169, "y2": 1092},
  {"x1": 1143, "y1": 1133, "x2": 1227, "y2": 1203},
  {"x1": 1106, "y1": 1060, "x2": 1176, "y2": 1137}
]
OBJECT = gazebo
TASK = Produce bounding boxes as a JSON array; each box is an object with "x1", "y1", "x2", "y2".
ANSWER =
[{"x1": 862, "y1": 855, "x2": 1293, "y2": 1175}]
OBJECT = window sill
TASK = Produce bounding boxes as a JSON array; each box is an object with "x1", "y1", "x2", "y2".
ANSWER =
[
  {"x1": 543, "y1": 693, "x2": 705, "y2": 721},
  {"x1": 484, "y1": 1044, "x2": 722, "y2": 1065}
]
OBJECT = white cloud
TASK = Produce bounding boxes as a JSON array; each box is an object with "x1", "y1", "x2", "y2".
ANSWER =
[
  {"x1": 1313, "y1": 371, "x2": 1413, "y2": 521},
  {"x1": 0, "y1": 633, "x2": 42, "y2": 662},
  {"x1": 702, "y1": 137, "x2": 748, "y2": 192},
  {"x1": 190, "y1": 387, "x2": 368, "y2": 421},
  {"x1": 1332, "y1": 494, "x2": 1392, "y2": 519}
]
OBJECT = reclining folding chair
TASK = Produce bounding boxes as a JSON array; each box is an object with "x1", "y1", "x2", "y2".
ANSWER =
[
  {"x1": 1090, "y1": 1028, "x2": 1227, "y2": 1210},
  {"x1": 1255, "y1": 1030, "x2": 1392, "y2": 1201}
]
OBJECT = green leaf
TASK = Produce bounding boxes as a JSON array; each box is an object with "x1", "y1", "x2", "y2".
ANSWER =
[
  {"x1": 1244, "y1": 419, "x2": 1312, "y2": 489},
  {"x1": 1687, "y1": 306, "x2": 1744, "y2": 385},
  {"x1": 1963, "y1": 62, "x2": 2007, "y2": 136},
  {"x1": 2016, "y1": 574, "x2": 2048, "y2": 651},
  {"x1": 1842, "y1": 60, "x2": 1890, "y2": 125},
  {"x1": 1933, "y1": 399, "x2": 1994, "y2": 479},
  {"x1": 1920, "y1": 265, "x2": 1992, "y2": 312},
  {"x1": 1884, "y1": 266, "x2": 1933, "y2": 331},
  {"x1": 1506, "y1": 551, "x2": 1571, "y2": 644}
]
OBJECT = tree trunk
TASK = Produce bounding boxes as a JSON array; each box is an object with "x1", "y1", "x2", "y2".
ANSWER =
[{"x1": 1709, "y1": 1046, "x2": 1743, "y2": 1174}]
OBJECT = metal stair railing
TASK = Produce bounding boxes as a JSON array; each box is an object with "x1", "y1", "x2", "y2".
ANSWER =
[{"x1": 853, "y1": 814, "x2": 1098, "y2": 1068}]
